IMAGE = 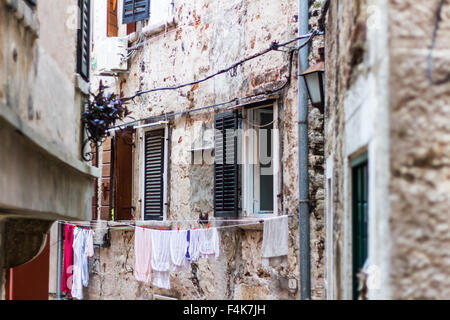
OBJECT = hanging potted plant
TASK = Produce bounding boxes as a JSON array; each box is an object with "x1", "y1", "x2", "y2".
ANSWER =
[{"x1": 81, "y1": 80, "x2": 131, "y2": 161}]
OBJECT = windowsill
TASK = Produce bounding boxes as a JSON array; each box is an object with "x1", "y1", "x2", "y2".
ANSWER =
[
  {"x1": 135, "y1": 220, "x2": 173, "y2": 230},
  {"x1": 236, "y1": 214, "x2": 277, "y2": 231},
  {"x1": 5, "y1": 0, "x2": 39, "y2": 37},
  {"x1": 141, "y1": 17, "x2": 176, "y2": 38},
  {"x1": 75, "y1": 74, "x2": 90, "y2": 96}
]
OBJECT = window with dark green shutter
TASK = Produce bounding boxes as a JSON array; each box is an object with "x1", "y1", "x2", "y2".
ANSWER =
[
  {"x1": 214, "y1": 111, "x2": 238, "y2": 218},
  {"x1": 352, "y1": 153, "x2": 368, "y2": 300},
  {"x1": 25, "y1": 0, "x2": 37, "y2": 7},
  {"x1": 144, "y1": 129, "x2": 165, "y2": 221},
  {"x1": 122, "y1": 0, "x2": 150, "y2": 24},
  {"x1": 77, "y1": 0, "x2": 91, "y2": 81}
]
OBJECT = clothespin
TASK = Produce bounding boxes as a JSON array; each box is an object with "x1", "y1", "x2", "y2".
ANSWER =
[
  {"x1": 177, "y1": 226, "x2": 180, "y2": 232},
  {"x1": 207, "y1": 224, "x2": 211, "y2": 229},
  {"x1": 160, "y1": 227, "x2": 163, "y2": 231},
  {"x1": 193, "y1": 227, "x2": 197, "y2": 230}
]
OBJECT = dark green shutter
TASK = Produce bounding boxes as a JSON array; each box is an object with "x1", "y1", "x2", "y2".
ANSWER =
[
  {"x1": 214, "y1": 111, "x2": 238, "y2": 217},
  {"x1": 144, "y1": 129, "x2": 165, "y2": 221},
  {"x1": 25, "y1": 0, "x2": 37, "y2": 7},
  {"x1": 77, "y1": 0, "x2": 91, "y2": 81},
  {"x1": 352, "y1": 153, "x2": 368, "y2": 299},
  {"x1": 123, "y1": 0, "x2": 150, "y2": 24}
]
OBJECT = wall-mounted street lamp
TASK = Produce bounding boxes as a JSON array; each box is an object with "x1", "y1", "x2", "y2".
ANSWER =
[{"x1": 300, "y1": 60, "x2": 325, "y2": 112}]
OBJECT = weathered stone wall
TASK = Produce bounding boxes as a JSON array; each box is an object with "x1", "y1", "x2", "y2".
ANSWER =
[
  {"x1": 0, "y1": 0, "x2": 98, "y2": 299},
  {"x1": 388, "y1": 0, "x2": 450, "y2": 299},
  {"x1": 324, "y1": 0, "x2": 365, "y2": 300},
  {"x1": 88, "y1": 0, "x2": 325, "y2": 300},
  {"x1": 324, "y1": 0, "x2": 450, "y2": 300},
  {"x1": 0, "y1": 0, "x2": 85, "y2": 157},
  {"x1": 323, "y1": 0, "x2": 391, "y2": 299}
]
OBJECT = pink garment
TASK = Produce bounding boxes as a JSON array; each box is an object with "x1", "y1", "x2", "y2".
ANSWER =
[
  {"x1": 134, "y1": 227, "x2": 152, "y2": 283},
  {"x1": 61, "y1": 224, "x2": 74, "y2": 296}
]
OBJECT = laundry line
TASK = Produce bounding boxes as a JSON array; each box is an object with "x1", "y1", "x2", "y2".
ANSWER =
[{"x1": 57, "y1": 215, "x2": 294, "y2": 232}]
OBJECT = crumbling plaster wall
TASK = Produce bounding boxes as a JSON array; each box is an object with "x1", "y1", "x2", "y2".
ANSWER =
[{"x1": 88, "y1": 0, "x2": 325, "y2": 300}]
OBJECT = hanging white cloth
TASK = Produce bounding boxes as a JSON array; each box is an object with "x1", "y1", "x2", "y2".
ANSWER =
[
  {"x1": 85, "y1": 229, "x2": 95, "y2": 258},
  {"x1": 199, "y1": 228, "x2": 220, "y2": 259},
  {"x1": 186, "y1": 229, "x2": 201, "y2": 262},
  {"x1": 151, "y1": 229, "x2": 172, "y2": 289},
  {"x1": 134, "y1": 227, "x2": 152, "y2": 283},
  {"x1": 71, "y1": 228, "x2": 88, "y2": 299},
  {"x1": 261, "y1": 216, "x2": 289, "y2": 258},
  {"x1": 81, "y1": 229, "x2": 90, "y2": 287},
  {"x1": 170, "y1": 229, "x2": 189, "y2": 272}
]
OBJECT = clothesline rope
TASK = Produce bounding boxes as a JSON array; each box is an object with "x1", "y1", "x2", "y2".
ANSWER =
[{"x1": 57, "y1": 215, "x2": 293, "y2": 232}]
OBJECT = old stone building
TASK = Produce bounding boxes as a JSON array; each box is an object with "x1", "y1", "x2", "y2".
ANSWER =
[
  {"x1": 323, "y1": 0, "x2": 450, "y2": 299},
  {"x1": 0, "y1": 0, "x2": 99, "y2": 299},
  {"x1": 83, "y1": 0, "x2": 326, "y2": 300}
]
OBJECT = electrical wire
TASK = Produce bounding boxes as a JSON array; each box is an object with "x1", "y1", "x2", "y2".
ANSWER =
[
  {"x1": 107, "y1": 32, "x2": 309, "y2": 132},
  {"x1": 118, "y1": 31, "x2": 320, "y2": 104},
  {"x1": 428, "y1": 0, "x2": 450, "y2": 85}
]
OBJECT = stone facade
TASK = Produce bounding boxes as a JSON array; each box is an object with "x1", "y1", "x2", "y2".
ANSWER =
[
  {"x1": 323, "y1": 0, "x2": 450, "y2": 299},
  {"x1": 0, "y1": 0, "x2": 99, "y2": 299},
  {"x1": 86, "y1": 0, "x2": 326, "y2": 300}
]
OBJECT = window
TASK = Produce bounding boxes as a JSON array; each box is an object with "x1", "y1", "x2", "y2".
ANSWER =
[
  {"x1": 108, "y1": 0, "x2": 136, "y2": 37},
  {"x1": 77, "y1": 0, "x2": 91, "y2": 81},
  {"x1": 241, "y1": 103, "x2": 279, "y2": 216},
  {"x1": 122, "y1": 0, "x2": 150, "y2": 24},
  {"x1": 24, "y1": 0, "x2": 37, "y2": 7},
  {"x1": 351, "y1": 153, "x2": 368, "y2": 300},
  {"x1": 141, "y1": 126, "x2": 169, "y2": 221},
  {"x1": 213, "y1": 101, "x2": 280, "y2": 218},
  {"x1": 107, "y1": 0, "x2": 118, "y2": 37}
]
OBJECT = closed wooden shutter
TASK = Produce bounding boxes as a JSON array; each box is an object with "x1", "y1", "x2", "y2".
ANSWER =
[
  {"x1": 123, "y1": 0, "x2": 150, "y2": 24},
  {"x1": 144, "y1": 129, "x2": 165, "y2": 221},
  {"x1": 214, "y1": 111, "x2": 238, "y2": 217},
  {"x1": 100, "y1": 137, "x2": 114, "y2": 220},
  {"x1": 114, "y1": 131, "x2": 134, "y2": 221},
  {"x1": 77, "y1": 0, "x2": 91, "y2": 81},
  {"x1": 107, "y1": 0, "x2": 118, "y2": 37}
]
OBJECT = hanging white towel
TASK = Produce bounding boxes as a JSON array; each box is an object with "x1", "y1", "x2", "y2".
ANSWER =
[
  {"x1": 170, "y1": 229, "x2": 189, "y2": 272},
  {"x1": 199, "y1": 228, "x2": 220, "y2": 259},
  {"x1": 187, "y1": 229, "x2": 201, "y2": 262},
  {"x1": 151, "y1": 229, "x2": 172, "y2": 289},
  {"x1": 85, "y1": 229, "x2": 94, "y2": 258},
  {"x1": 81, "y1": 229, "x2": 90, "y2": 287},
  {"x1": 261, "y1": 216, "x2": 289, "y2": 258},
  {"x1": 71, "y1": 228, "x2": 88, "y2": 299},
  {"x1": 134, "y1": 227, "x2": 152, "y2": 283}
]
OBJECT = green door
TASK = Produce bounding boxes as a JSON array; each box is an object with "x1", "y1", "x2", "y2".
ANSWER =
[{"x1": 352, "y1": 153, "x2": 368, "y2": 300}]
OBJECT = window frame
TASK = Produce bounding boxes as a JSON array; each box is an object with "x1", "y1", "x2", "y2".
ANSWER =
[
  {"x1": 351, "y1": 152, "x2": 369, "y2": 300},
  {"x1": 241, "y1": 101, "x2": 280, "y2": 217},
  {"x1": 139, "y1": 124, "x2": 169, "y2": 221}
]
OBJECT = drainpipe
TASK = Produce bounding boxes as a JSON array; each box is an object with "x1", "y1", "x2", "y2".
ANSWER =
[{"x1": 298, "y1": 0, "x2": 311, "y2": 300}]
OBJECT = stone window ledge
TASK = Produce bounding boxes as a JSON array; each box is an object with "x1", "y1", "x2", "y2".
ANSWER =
[
  {"x1": 75, "y1": 74, "x2": 90, "y2": 96},
  {"x1": 134, "y1": 220, "x2": 173, "y2": 230},
  {"x1": 141, "y1": 17, "x2": 176, "y2": 39},
  {"x1": 5, "y1": 0, "x2": 39, "y2": 37}
]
